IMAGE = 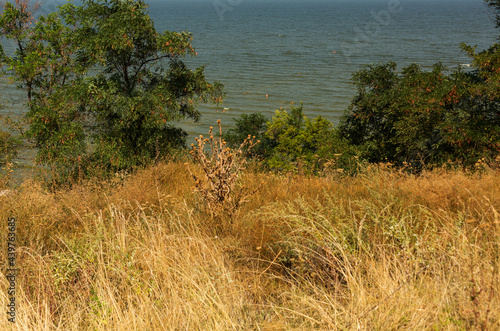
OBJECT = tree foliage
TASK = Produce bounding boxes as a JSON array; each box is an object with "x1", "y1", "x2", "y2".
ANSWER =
[
  {"x1": 338, "y1": 48, "x2": 500, "y2": 170},
  {"x1": 264, "y1": 104, "x2": 332, "y2": 172},
  {"x1": 67, "y1": 0, "x2": 223, "y2": 170},
  {"x1": 223, "y1": 112, "x2": 271, "y2": 157},
  {"x1": 224, "y1": 104, "x2": 359, "y2": 174},
  {"x1": 486, "y1": 0, "x2": 500, "y2": 32},
  {"x1": 1, "y1": 0, "x2": 84, "y2": 177},
  {"x1": 0, "y1": 0, "x2": 223, "y2": 181},
  {"x1": 337, "y1": 1, "x2": 500, "y2": 170}
]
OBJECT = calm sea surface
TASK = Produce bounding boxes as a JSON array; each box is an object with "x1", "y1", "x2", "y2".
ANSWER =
[
  {"x1": 147, "y1": 0, "x2": 497, "y2": 136},
  {"x1": 1, "y1": 0, "x2": 498, "y2": 158}
]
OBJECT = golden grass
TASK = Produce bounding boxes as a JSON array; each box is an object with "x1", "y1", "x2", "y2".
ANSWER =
[
  {"x1": 188, "y1": 120, "x2": 260, "y2": 232},
  {"x1": 1, "y1": 161, "x2": 499, "y2": 330}
]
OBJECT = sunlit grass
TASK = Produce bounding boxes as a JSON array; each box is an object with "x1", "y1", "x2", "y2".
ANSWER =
[{"x1": 1, "y1": 161, "x2": 499, "y2": 329}]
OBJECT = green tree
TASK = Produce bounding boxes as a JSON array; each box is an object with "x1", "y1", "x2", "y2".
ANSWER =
[
  {"x1": 224, "y1": 104, "x2": 357, "y2": 174},
  {"x1": 68, "y1": 0, "x2": 223, "y2": 171},
  {"x1": 264, "y1": 104, "x2": 358, "y2": 174},
  {"x1": 0, "y1": 0, "x2": 223, "y2": 180},
  {"x1": 223, "y1": 112, "x2": 274, "y2": 158},
  {"x1": 264, "y1": 104, "x2": 325, "y2": 172},
  {"x1": 338, "y1": 1, "x2": 500, "y2": 170},
  {"x1": 338, "y1": 55, "x2": 500, "y2": 170},
  {"x1": 486, "y1": 0, "x2": 500, "y2": 31},
  {"x1": 1, "y1": 0, "x2": 93, "y2": 180}
]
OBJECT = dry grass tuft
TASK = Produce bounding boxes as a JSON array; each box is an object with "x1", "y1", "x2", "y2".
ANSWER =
[
  {"x1": 0, "y1": 162, "x2": 499, "y2": 329},
  {"x1": 188, "y1": 120, "x2": 259, "y2": 232}
]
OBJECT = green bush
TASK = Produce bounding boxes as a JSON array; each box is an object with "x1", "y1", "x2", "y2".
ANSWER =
[
  {"x1": 224, "y1": 104, "x2": 360, "y2": 175},
  {"x1": 222, "y1": 112, "x2": 272, "y2": 158},
  {"x1": 338, "y1": 50, "x2": 500, "y2": 170},
  {"x1": 265, "y1": 104, "x2": 332, "y2": 173},
  {"x1": 0, "y1": 129, "x2": 20, "y2": 167}
]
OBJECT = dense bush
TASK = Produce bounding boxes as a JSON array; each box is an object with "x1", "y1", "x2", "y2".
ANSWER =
[
  {"x1": 223, "y1": 104, "x2": 359, "y2": 175},
  {"x1": 265, "y1": 104, "x2": 337, "y2": 173},
  {"x1": 338, "y1": 46, "x2": 500, "y2": 170},
  {"x1": 0, "y1": 129, "x2": 20, "y2": 167},
  {"x1": 338, "y1": 1, "x2": 500, "y2": 171},
  {"x1": 222, "y1": 112, "x2": 272, "y2": 158}
]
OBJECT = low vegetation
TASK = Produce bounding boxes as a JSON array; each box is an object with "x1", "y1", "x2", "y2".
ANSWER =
[
  {"x1": 0, "y1": 0, "x2": 499, "y2": 329},
  {"x1": 1, "y1": 159, "x2": 499, "y2": 329}
]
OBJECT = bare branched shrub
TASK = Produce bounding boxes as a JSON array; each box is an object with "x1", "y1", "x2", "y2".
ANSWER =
[{"x1": 188, "y1": 120, "x2": 259, "y2": 228}]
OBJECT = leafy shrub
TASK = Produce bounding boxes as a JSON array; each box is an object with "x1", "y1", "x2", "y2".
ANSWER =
[
  {"x1": 0, "y1": 129, "x2": 21, "y2": 167},
  {"x1": 339, "y1": 52, "x2": 500, "y2": 170},
  {"x1": 223, "y1": 112, "x2": 272, "y2": 158},
  {"x1": 224, "y1": 103, "x2": 360, "y2": 175},
  {"x1": 265, "y1": 104, "x2": 332, "y2": 173}
]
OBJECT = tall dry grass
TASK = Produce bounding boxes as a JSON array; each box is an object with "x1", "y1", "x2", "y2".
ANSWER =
[{"x1": 0, "y1": 161, "x2": 499, "y2": 330}]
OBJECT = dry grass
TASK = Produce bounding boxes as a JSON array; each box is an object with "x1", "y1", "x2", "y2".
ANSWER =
[
  {"x1": 0, "y1": 161, "x2": 499, "y2": 330},
  {"x1": 188, "y1": 120, "x2": 259, "y2": 232}
]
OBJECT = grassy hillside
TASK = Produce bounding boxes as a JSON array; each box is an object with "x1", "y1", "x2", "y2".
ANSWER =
[{"x1": 1, "y1": 161, "x2": 499, "y2": 330}]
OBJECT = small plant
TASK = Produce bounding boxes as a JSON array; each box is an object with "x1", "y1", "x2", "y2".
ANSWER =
[
  {"x1": 188, "y1": 120, "x2": 259, "y2": 229},
  {"x1": 0, "y1": 129, "x2": 22, "y2": 186}
]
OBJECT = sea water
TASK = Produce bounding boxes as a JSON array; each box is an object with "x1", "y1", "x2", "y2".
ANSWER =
[
  {"x1": 145, "y1": 0, "x2": 497, "y2": 136},
  {"x1": 0, "y1": 0, "x2": 497, "y2": 154}
]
